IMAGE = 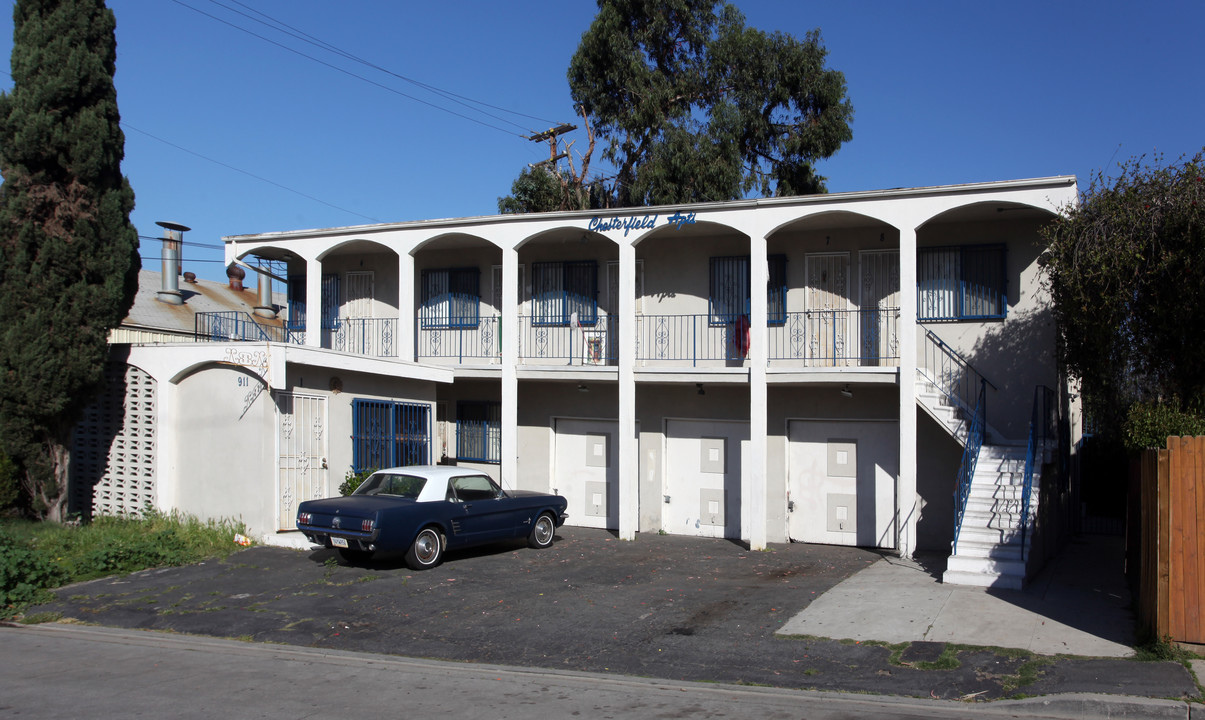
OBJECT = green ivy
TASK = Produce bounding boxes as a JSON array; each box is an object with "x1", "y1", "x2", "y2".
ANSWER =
[{"x1": 0, "y1": 531, "x2": 67, "y2": 611}]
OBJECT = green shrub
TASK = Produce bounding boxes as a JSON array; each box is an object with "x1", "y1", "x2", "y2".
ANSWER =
[
  {"x1": 1123, "y1": 400, "x2": 1205, "y2": 452},
  {"x1": 0, "y1": 531, "x2": 67, "y2": 611},
  {"x1": 339, "y1": 468, "x2": 375, "y2": 496}
]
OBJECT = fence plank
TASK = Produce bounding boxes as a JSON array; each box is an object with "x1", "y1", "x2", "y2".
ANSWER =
[
  {"x1": 1179, "y1": 437, "x2": 1200, "y2": 641},
  {"x1": 1168, "y1": 438, "x2": 1184, "y2": 639}
]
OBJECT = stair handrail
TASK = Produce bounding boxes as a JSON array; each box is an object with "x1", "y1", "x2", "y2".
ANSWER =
[
  {"x1": 951, "y1": 378, "x2": 987, "y2": 555},
  {"x1": 919, "y1": 328, "x2": 997, "y2": 419},
  {"x1": 1020, "y1": 384, "x2": 1057, "y2": 557}
]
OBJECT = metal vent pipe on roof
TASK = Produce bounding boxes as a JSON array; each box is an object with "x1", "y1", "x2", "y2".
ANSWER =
[{"x1": 154, "y1": 221, "x2": 190, "y2": 306}]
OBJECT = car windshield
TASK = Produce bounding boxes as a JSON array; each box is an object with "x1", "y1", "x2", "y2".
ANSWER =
[{"x1": 354, "y1": 473, "x2": 426, "y2": 499}]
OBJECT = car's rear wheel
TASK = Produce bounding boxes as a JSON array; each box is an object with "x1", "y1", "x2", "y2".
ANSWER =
[
  {"x1": 528, "y1": 512, "x2": 556, "y2": 549},
  {"x1": 405, "y1": 527, "x2": 443, "y2": 570},
  {"x1": 337, "y1": 548, "x2": 374, "y2": 564}
]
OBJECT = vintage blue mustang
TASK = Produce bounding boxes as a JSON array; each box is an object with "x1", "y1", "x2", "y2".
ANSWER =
[{"x1": 296, "y1": 466, "x2": 569, "y2": 569}]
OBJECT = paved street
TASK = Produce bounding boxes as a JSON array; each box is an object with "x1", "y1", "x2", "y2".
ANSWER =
[
  {"x1": 1, "y1": 624, "x2": 1197, "y2": 720},
  {"x1": 15, "y1": 527, "x2": 1201, "y2": 706}
]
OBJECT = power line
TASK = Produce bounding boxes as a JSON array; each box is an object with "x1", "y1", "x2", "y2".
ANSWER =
[
  {"x1": 213, "y1": 0, "x2": 561, "y2": 133},
  {"x1": 0, "y1": 69, "x2": 377, "y2": 224},
  {"x1": 121, "y1": 122, "x2": 383, "y2": 223},
  {"x1": 170, "y1": 0, "x2": 540, "y2": 139}
]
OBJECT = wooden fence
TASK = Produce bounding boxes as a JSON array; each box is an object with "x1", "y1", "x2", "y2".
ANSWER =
[{"x1": 1134, "y1": 436, "x2": 1205, "y2": 645}]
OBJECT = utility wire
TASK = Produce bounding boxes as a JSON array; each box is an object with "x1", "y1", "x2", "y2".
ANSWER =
[
  {"x1": 121, "y1": 122, "x2": 383, "y2": 223},
  {"x1": 0, "y1": 69, "x2": 378, "y2": 224},
  {"x1": 171, "y1": 0, "x2": 535, "y2": 138},
  {"x1": 213, "y1": 0, "x2": 561, "y2": 133}
]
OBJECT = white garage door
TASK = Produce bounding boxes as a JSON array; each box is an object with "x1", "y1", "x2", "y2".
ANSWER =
[
  {"x1": 553, "y1": 418, "x2": 619, "y2": 529},
  {"x1": 787, "y1": 419, "x2": 897, "y2": 548},
  {"x1": 663, "y1": 419, "x2": 749, "y2": 539}
]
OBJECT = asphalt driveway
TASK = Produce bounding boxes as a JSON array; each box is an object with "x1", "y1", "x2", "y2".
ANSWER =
[{"x1": 22, "y1": 527, "x2": 1198, "y2": 702}]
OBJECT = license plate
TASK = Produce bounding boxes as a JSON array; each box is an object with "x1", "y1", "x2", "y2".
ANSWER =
[{"x1": 331, "y1": 537, "x2": 348, "y2": 548}]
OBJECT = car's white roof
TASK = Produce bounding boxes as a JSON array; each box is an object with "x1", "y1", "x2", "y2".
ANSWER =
[
  {"x1": 371, "y1": 465, "x2": 496, "y2": 503},
  {"x1": 373, "y1": 465, "x2": 491, "y2": 481}
]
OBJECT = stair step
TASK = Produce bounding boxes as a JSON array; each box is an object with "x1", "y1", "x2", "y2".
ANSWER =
[
  {"x1": 947, "y1": 554, "x2": 1026, "y2": 576},
  {"x1": 941, "y1": 568, "x2": 1024, "y2": 590}
]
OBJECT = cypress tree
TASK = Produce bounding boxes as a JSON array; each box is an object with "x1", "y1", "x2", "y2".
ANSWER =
[{"x1": 0, "y1": 0, "x2": 139, "y2": 520}]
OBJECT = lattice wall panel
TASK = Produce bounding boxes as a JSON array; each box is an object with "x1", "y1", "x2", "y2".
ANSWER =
[{"x1": 70, "y1": 363, "x2": 157, "y2": 518}]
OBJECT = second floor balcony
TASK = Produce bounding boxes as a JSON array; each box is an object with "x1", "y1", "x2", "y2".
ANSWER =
[{"x1": 198, "y1": 307, "x2": 899, "y2": 369}]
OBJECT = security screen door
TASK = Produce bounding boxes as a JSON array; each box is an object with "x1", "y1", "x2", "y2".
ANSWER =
[
  {"x1": 806, "y1": 253, "x2": 851, "y2": 366},
  {"x1": 277, "y1": 392, "x2": 328, "y2": 530}
]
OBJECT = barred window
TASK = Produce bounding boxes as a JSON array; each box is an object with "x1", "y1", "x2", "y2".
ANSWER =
[
  {"x1": 351, "y1": 399, "x2": 431, "y2": 473},
  {"x1": 918, "y1": 245, "x2": 1006, "y2": 321},
  {"x1": 709, "y1": 255, "x2": 787, "y2": 325},
  {"x1": 421, "y1": 268, "x2": 480, "y2": 329},
  {"x1": 456, "y1": 401, "x2": 501, "y2": 464},
  {"x1": 532, "y1": 261, "x2": 597, "y2": 326}
]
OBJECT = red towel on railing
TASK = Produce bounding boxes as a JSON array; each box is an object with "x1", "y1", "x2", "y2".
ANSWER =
[{"x1": 734, "y1": 315, "x2": 750, "y2": 358}]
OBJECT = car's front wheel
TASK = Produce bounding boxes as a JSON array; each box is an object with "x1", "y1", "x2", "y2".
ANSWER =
[
  {"x1": 405, "y1": 526, "x2": 444, "y2": 570},
  {"x1": 527, "y1": 512, "x2": 556, "y2": 549}
]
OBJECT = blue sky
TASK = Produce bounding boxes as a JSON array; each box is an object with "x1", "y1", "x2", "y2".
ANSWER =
[{"x1": 2, "y1": 1, "x2": 1202, "y2": 283}]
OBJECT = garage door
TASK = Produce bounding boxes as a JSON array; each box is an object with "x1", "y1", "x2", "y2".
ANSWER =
[
  {"x1": 553, "y1": 418, "x2": 619, "y2": 529},
  {"x1": 787, "y1": 419, "x2": 897, "y2": 548},
  {"x1": 663, "y1": 419, "x2": 749, "y2": 539}
]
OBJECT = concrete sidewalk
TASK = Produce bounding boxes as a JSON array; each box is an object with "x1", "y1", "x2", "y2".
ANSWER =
[{"x1": 779, "y1": 535, "x2": 1135, "y2": 657}]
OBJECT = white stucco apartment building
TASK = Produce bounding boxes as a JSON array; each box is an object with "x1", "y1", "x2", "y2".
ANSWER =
[{"x1": 73, "y1": 176, "x2": 1080, "y2": 589}]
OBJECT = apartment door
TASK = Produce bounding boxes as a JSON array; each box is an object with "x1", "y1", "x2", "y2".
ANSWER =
[
  {"x1": 277, "y1": 392, "x2": 328, "y2": 530},
  {"x1": 859, "y1": 250, "x2": 900, "y2": 366},
  {"x1": 343, "y1": 271, "x2": 375, "y2": 354},
  {"x1": 806, "y1": 253, "x2": 851, "y2": 366}
]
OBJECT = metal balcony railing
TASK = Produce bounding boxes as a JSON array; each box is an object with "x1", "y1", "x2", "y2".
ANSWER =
[
  {"x1": 416, "y1": 317, "x2": 501, "y2": 363},
  {"x1": 326, "y1": 317, "x2": 398, "y2": 358},
  {"x1": 518, "y1": 315, "x2": 618, "y2": 365},
  {"x1": 195, "y1": 311, "x2": 292, "y2": 343},
  {"x1": 634, "y1": 309, "x2": 901, "y2": 367}
]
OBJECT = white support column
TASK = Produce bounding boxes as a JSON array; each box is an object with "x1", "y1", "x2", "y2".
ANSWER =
[
  {"x1": 618, "y1": 241, "x2": 638, "y2": 541},
  {"x1": 500, "y1": 246, "x2": 520, "y2": 490},
  {"x1": 747, "y1": 231, "x2": 768, "y2": 551},
  {"x1": 397, "y1": 251, "x2": 415, "y2": 362},
  {"x1": 304, "y1": 259, "x2": 322, "y2": 348},
  {"x1": 897, "y1": 226, "x2": 918, "y2": 558}
]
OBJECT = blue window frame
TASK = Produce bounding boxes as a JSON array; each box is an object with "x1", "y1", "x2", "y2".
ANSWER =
[
  {"x1": 286, "y1": 274, "x2": 340, "y2": 331},
  {"x1": 709, "y1": 255, "x2": 787, "y2": 325},
  {"x1": 456, "y1": 401, "x2": 501, "y2": 463},
  {"x1": 421, "y1": 268, "x2": 480, "y2": 329},
  {"x1": 532, "y1": 261, "x2": 597, "y2": 326},
  {"x1": 918, "y1": 245, "x2": 1007, "y2": 321},
  {"x1": 351, "y1": 399, "x2": 431, "y2": 473}
]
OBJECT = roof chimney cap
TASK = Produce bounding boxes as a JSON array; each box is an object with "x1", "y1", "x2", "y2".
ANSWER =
[{"x1": 155, "y1": 220, "x2": 191, "y2": 233}]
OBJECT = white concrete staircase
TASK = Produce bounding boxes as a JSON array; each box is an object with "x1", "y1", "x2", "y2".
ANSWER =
[
  {"x1": 942, "y1": 443, "x2": 1034, "y2": 589},
  {"x1": 914, "y1": 376, "x2": 1036, "y2": 590}
]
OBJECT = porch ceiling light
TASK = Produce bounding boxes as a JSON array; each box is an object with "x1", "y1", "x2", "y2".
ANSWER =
[
  {"x1": 577, "y1": 383, "x2": 589, "y2": 393},
  {"x1": 841, "y1": 384, "x2": 853, "y2": 399},
  {"x1": 696, "y1": 383, "x2": 705, "y2": 396}
]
